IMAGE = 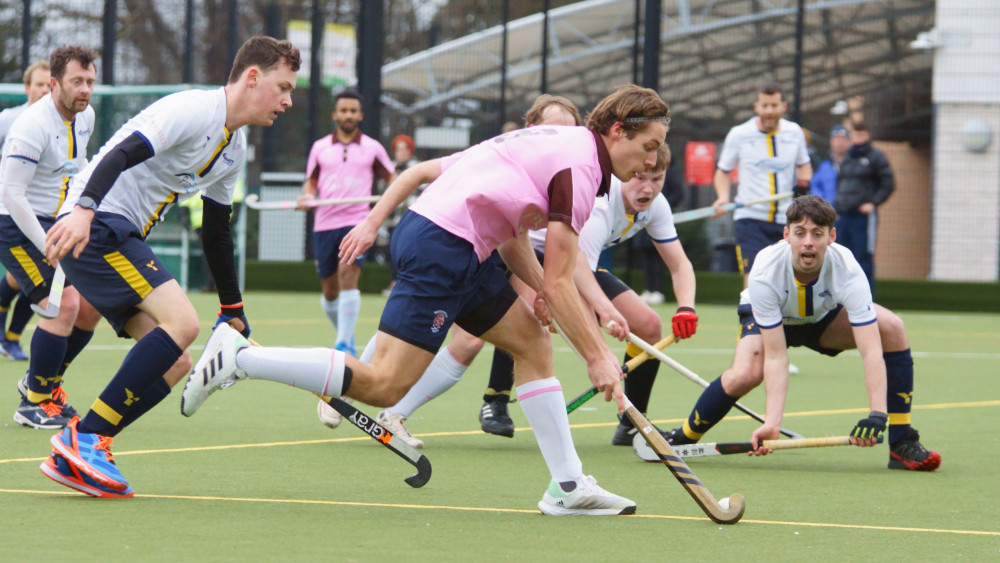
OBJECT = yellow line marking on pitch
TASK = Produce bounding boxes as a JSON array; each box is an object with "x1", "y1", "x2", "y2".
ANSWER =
[
  {"x1": 0, "y1": 488, "x2": 997, "y2": 537},
  {"x1": 1, "y1": 400, "x2": 997, "y2": 465}
]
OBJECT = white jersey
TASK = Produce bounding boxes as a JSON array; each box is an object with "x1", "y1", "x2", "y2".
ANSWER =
[
  {"x1": 0, "y1": 94, "x2": 95, "y2": 217},
  {"x1": 717, "y1": 117, "x2": 809, "y2": 224},
  {"x1": 528, "y1": 176, "x2": 678, "y2": 270},
  {"x1": 0, "y1": 103, "x2": 28, "y2": 149},
  {"x1": 742, "y1": 240, "x2": 876, "y2": 329},
  {"x1": 61, "y1": 87, "x2": 244, "y2": 237}
]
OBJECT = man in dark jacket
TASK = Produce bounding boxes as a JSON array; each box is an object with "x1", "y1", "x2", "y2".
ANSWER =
[{"x1": 833, "y1": 122, "x2": 894, "y2": 294}]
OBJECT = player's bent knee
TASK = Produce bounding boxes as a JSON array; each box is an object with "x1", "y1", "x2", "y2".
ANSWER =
[
  {"x1": 632, "y1": 307, "x2": 663, "y2": 341},
  {"x1": 449, "y1": 336, "x2": 484, "y2": 365},
  {"x1": 878, "y1": 309, "x2": 907, "y2": 350}
]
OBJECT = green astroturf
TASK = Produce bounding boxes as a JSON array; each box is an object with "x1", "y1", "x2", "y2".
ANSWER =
[{"x1": 1, "y1": 292, "x2": 998, "y2": 560}]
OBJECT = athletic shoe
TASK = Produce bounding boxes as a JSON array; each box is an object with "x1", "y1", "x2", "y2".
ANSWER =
[
  {"x1": 317, "y1": 397, "x2": 353, "y2": 429},
  {"x1": 479, "y1": 399, "x2": 515, "y2": 438},
  {"x1": 376, "y1": 410, "x2": 423, "y2": 449},
  {"x1": 1, "y1": 338, "x2": 28, "y2": 361},
  {"x1": 640, "y1": 291, "x2": 665, "y2": 306},
  {"x1": 538, "y1": 475, "x2": 636, "y2": 516},
  {"x1": 51, "y1": 386, "x2": 79, "y2": 419},
  {"x1": 181, "y1": 323, "x2": 250, "y2": 417},
  {"x1": 40, "y1": 452, "x2": 134, "y2": 498},
  {"x1": 888, "y1": 428, "x2": 941, "y2": 471},
  {"x1": 611, "y1": 419, "x2": 638, "y2": 446},
  {"x1": 49, "y1": 417, "x2": 129, "y2": 492},
  {"x1": 334, "y1": 340, "x2": 356, "y2": 357},
  {"x1": 663, "y1": 427, "x2": 697, "y2": 446},
  {"x1": 13, "y1": 397, "x2": 71, "y2": 429}
]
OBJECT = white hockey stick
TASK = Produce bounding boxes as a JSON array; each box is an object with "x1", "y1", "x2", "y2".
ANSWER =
[
  {"x1": 672, "y1": 192, "x2": 793, "y2": 224},
  {"x1": 633, "y1": 434, "x2": 880, "y2": 461},
  {"x1": 30, "y1": 265, "x2": 65, "y2": 319},
  {"x1": 244, "y1": 193, "x2": 381, "y2": 210}
]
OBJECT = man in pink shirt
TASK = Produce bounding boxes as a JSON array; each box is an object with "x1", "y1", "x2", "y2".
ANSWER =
[
  {"x1": 185, "y1": 85, "x2": 670, "y2": 515},
  {"x1": 297, "y1": 89, "x2": 395, "y2": 356}
]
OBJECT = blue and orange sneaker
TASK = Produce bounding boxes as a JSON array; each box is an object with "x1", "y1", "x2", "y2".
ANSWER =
[
  {"x1": 40, "y1": 451, "x2": 134, "y2": 498},
  {"x1": 49, "y1": 417, "x2": 129, "y2": 492}
]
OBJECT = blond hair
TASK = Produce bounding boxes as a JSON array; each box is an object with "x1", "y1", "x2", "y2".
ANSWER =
[
  {"x1": 524, "y1": 94, "x2": 582, "y2": 126},
  {"x1": 23, "y1": 60, "x2": 50, "y2": 85}
]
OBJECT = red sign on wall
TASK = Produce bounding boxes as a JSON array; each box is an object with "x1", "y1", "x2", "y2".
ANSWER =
[{"x1": 685, "y1": 142, "x2": 716, "y2": 185}]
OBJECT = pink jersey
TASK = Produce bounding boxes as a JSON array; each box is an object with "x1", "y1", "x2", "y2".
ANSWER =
[
  {"x1": 410, "y1": 126, "x2": 611, "y2": 262},
  {"x1": 306, "y1": 132, "x2": 394, "y2": 231}
]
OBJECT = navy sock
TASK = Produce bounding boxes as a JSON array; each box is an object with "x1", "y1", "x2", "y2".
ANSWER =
[
  {"x1": 623, "y1": 352, "x2": 660, "y2": 417},
  {"x1": 885, "y1": 348, "x2": 914, "y2": 445},
  {"x1": 8, "y1": 296, "x2": 34, "y2": 336},
  {"x1": 57, "y1": 327, "x2": 95, "y2": 377},
  {"x1": 79, "y1": 327, "x2": 183, "y2": 436},
  {"x1": 25, "y1": 328, "x2": 68, "y2": 402},
  {"x1": 682, "y1": 376, "x2": 738, "y2": 441},
  {"x1": 483, "y1": 348, "x2": 515, "y2": 402},
  {"x1": 0, "y1": 276, "x2": 15, "y2": 308},
  {"x1": 116, "y1": 378, "x2": 172, "y2": 434}
]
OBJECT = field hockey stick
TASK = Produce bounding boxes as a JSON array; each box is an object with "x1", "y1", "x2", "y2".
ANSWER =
[
  {"x1": 623, "y1": 396, "x2": 746, "y2": 524},
  {"x1": 246, "y1": 338, "x2": 431, "y2": 488},
  {"x1": 672, "y1": 192, "x2": 793, "y2": 224},
  {"x1": 30, "y1": 264, "x2": 65, "y2": 319},
  {"x1": 244, "y1": 194, "x2": 381, "y2": 210},
  {"x1": 565, "y1": 335, "x2": 677, "y2": 414},
  {"x1": 633, "y1": 434, "x2": 882, "y2": 461},
  {"x1": 625, "y1": 332, "x2": 806, "y2": 440}
]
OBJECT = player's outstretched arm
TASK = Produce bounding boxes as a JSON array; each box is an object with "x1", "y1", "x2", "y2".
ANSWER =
[
  {"x1": 655, "y1": 239, "x2": 698, "y2": 339},
  {"x1": 1, "y1": 157, "x2": 47, "y2": 252},
  {"x1": 849, "y1": 321, "x2": 888, "y2": 446},
  {"x1": 751, "y1": 326, "x2": 791, "y2": 455},
  {"x1": 339, "y1": 158, "x2": 442, "y2": 265},
  {"x1": 497, "y1": 231, "x2": 544, "y2": 292},
  {"x1": 570, "y1": 250, "x2": 627, "y2": 340},
  {"x1": 711, "y1": 168, "x2": 731, "y2": 217}
]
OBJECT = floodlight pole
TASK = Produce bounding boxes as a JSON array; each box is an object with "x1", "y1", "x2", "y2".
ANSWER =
[
  {"x1": 21, "y1": 0, "x2": 30, "y2": 73},
  {"x1": 103, "y1": 0, "x2": 117, "y2": 85},
  {"x1": 792, "y1": 0, "x2": 805, "y2": 123},
  {"x1": 642, "y1": 0, "x2": 660, "y2": 91}
]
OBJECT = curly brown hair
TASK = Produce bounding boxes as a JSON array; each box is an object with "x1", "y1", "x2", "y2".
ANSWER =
[{"x1": 49, "y1": 46, "x2": 97, "y2": 80}]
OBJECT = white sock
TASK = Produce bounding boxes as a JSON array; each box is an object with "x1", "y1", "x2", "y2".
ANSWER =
[
  {"x1": 335, "y1": 289, "x2": 361, "y2": 348},
  {"x1": 321, "y1": 296, "x2": 339, "y2": 331},
  {"x1": 517, "y1": 377, "x2": 583, "y2": 483},
  {"x1": 387, "y1": 348, "x2": 466, "y2": 418},
  {"x1": 237, "y1": 347, "x2": 347, "y2": 397}
]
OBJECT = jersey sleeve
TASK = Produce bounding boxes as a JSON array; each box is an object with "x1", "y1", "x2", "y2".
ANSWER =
[
  {"x1": 4, "y1": 115, "x2": 46, "y2": 162},
  {"x1": 305, "y1": 138, "x2": 322, "y2": 181},
  {"x1": 644, "y1": 195, "x2": 678, "y2": 243},
  {"x1": 837, "y1": 252, "x2": 877, "y2": 326},
  {"x1": 439, "y1": 148, "x2": 468, "y2": 173},
  {"x1": 133, "y1": 94, "x2": 211, "y2": 157},
  {"x1": 748, "y1": 274, "x2": 784, "y2": 329},
  {"x1": 372, "y1": 142, "x2": 395, "y2": 180},
  {"x1": 717, "y1": 128, "x2": 740, "y2": 172},
  {"x1": 548, "y1": 165, "x2": 600, "y2": 234},
  {"x1": 577, "y1": 200, "x2": 613, "y2": 270}
]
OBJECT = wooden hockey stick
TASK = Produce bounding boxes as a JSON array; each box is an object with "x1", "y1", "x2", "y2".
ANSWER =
[
  {"x1": 244, "y1": 193, "x2": 381, "y2": 210},
  {"x1": 633, "y1": 434, "x2": 882, "y2": 461},
  {"x1": 672, "y1": 192, "x2": 793, "y2": 224}
]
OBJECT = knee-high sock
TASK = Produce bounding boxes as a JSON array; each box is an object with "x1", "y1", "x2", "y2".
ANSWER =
[
  {"x1": 7, "y1": 297, "x2": 33, "y2": 337},
  {"x1": 483, "y1": 348, "x2": 515, "y2": 402},
  {"x1": 117, "y1": 378, "x2": 171, "y2": 432},
  {"x1": 388, "y1": 348, "x2": 466, "y2": 418},
  {"x1": 360, "y1": 333, "x2": 377, "y2": 363},
  {"x1": 621, "y1": 343, "x2": 660, "y2": 423},
  {"x1": 517, "y1": 377, "x2": 583, "y2": 483},
  {"x1": 885, "y1": 348, "x2": 914, "y2": 445},
  {"x1": 25, "y1": 328, "x2": 68, "y2": 402},
  {"x1": 682, "y1": 376, "x2": 737, "y2": 441},
  {"x1": 238, "y1": 347, "x2": 352, "y2": 398},
  {"x1": 0, "y1": 276, "x2": 16, "y2": 309},
  {"x1": 57, "y1": 327, "x2": 94, "y2": 378},
  {"x1": 321, "y1": 295, "x2": 339, "y2": 331},
  {"x1": 79, "y1": 328, "x2": 182, "y2": 436},
  {"x1": 335, "y1": 289, "x2": 361, "y2": 350}
]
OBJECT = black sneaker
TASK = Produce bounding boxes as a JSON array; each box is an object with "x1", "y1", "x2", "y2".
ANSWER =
[
  {"x1": 13, "y1": 397, "x2": 71, "y2": 429},
  {"x1": 663, "y1": 427, "x2": 697, "y2": 446},
  {"x1": 611, "y1": 419, "x2": 638, "y2": 446},
  {"x1": 888, "y1": 428, "x2": 941, "y2": 471},
  {"x1": 479, "y1": 399, "x2": 514, "y2": 437}
]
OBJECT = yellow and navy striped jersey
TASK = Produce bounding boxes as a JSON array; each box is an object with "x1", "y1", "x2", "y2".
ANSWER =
[
  {"x1": 717, "y1": 117, "x2": 810, "y2": 224},
  {"x1": 0, "y1": 93, "x2": 95, "y2": 217},
  {"x1": 61, "y1": 88, "x2": 244, "y2": 238}
]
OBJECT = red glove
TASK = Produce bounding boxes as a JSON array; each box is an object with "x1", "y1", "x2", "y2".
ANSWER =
[{"x1": 671, "y1": 307, "x2": 698, "y2": 339}]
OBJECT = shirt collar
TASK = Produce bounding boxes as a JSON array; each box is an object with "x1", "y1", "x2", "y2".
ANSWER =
[
  {"x1": 591, "y1": 130, "x2": 612, "y2": 197},
  {"x1": 333, "y1": 130, "x2": 363, "y2": 146}
]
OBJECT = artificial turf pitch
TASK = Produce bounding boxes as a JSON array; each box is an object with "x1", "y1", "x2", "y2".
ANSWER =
[{"x1": 1, "y1": 291, "x2": 998, "y2": 560}]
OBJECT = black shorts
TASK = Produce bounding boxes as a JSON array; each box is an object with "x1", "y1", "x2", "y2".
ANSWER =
[
  {"x1": 738, "y1": 303, "x2": 844, "y2": 357},
  {"x1": 595, "y1": 268, "x2": 632, "y2": 300},
  {"x1": 734, "y1": 218, "x2": 785, "y2": 275}
]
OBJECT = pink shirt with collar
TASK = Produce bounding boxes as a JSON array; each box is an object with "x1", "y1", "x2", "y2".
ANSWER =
[
  {"x1": 409, "y1": 126, "x2": 612, "y2": 262},
  {"x1": 306, "y1": 131, "x2": 394, "y2": 231}
]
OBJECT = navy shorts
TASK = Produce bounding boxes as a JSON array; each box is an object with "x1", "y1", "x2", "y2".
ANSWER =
[
  {"x1": 379, "y1": 211, "x2": 518, "y2": 353},
  {"x1": 314, "y1": 226, "x2": 366, "y2": 278},
  {"x1": 59, "y1": 212, "x2": 175, "y2": 337},
  {"x1": 0, "y1": 214, "x2": 60, "y2": 303},
  {"x1": 738, "y1": 303, "x2": 844, "y2": 357},
  {"x1": 734, "y1": 219, "x2": 785, "y2": 275}
]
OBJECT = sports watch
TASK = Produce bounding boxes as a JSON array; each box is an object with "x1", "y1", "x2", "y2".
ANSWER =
[{"x1": 76, "y1": 196, "x2": 98, "y2": 211}]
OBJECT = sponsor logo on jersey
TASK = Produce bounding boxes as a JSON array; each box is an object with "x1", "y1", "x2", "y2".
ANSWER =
[
  {"x1": 430, "y1": 310, "x2": 448, "y2": 334},
  {"x1": 818, "y1": 290, "x2": 831, "y2": 298},
  {"x1": 751, "y1": 157, "x2": 792, "y2": 173},
  {"x1": 54, "y1": 160, "x2": 80, "y2": 176},
  {"x1": 221, "y1": 152, "x2": 234, "y2": 166},
  {"x1": 174, "y1": 172, "x2": 197, "y2": 189}
]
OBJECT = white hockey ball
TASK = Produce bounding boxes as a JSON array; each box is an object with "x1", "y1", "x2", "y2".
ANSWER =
[{"x1": 718, "y1": 497, "x2": 730, "y2": 511}]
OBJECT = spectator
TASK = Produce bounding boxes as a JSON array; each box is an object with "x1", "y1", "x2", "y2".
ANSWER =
[
  {"x1": 833, "y1": 122, "x2": 894, "y2": 295},
  {"x1": 810, "y1": 124, "x2": 850, "y2": 204}
]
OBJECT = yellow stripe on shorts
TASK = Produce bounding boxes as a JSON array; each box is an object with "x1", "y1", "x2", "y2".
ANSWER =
[
  {"x1": 91, "y1": 398, "x2": 123, "y2": 425},
  {"x1": 104, "y1": 251, "x2": 154, "y2": 298},
  {"x1": 9, "y1": 246, "x2": 44, "y2": 286}
]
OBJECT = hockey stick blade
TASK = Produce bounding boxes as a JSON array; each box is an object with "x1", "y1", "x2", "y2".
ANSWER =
[
  {"x1": 634, "y1": 434, "x2": 883, "y2": 460},
  {"x1": 322, "y1": 396, "x2": 432, "y2": 488},
  {"x1": 30, "y1": 266, "x2": 65, "y2": 319},
  {"x1": 565, "y1": 387, "x2": 597, "y2": 414},
  {"x1": 624, "y1": 400, "x2": 745, "y2": 524}
]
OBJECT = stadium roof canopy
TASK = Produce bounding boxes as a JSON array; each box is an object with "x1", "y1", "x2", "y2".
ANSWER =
[{"x1": 381, "y1": 0, "x2": 935, "y2": 123}]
